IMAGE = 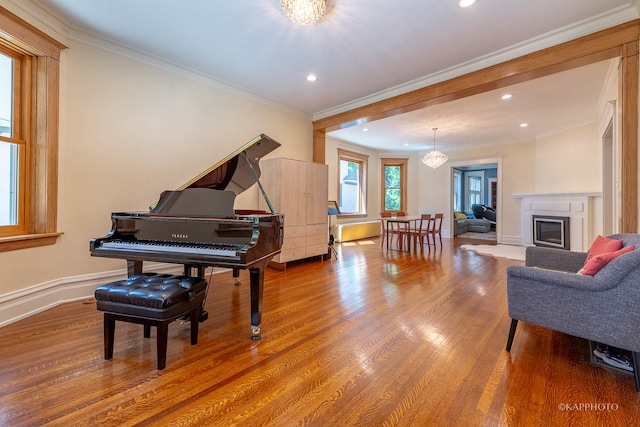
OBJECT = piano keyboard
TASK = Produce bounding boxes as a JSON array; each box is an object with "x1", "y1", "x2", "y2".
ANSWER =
[{"x1": 101, "y1": 240, "x2": 243, "y2": 258}]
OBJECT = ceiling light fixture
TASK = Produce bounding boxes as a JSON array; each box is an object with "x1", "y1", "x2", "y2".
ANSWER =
[
  {"x1": 281, "y1": 0, "x2": 327, "y2": 25},
  {"x1": 307, "y1": 74, "x2": 318, "y2": 82},
  {"x1": 501, "y1": 93, "x2": 513, "y2": 100},
  {"x1": 422, "y1": 128, "x2": 449, "y2": 169},
  {"x1": 459, "y1": 0, "x2": 478, "y2": 8}
]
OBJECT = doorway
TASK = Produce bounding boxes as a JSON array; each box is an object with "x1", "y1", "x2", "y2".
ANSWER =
[
  {"x1": 449, "y1": 158, "x2": 502, "y2": 243},
  {"x1": 602, "y1": 103, "x2": 618, "y2": 236}
]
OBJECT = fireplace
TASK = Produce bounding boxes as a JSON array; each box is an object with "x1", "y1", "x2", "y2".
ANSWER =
[{"x1": 533, "y1": 215, "x2": 570, "y2": 250}]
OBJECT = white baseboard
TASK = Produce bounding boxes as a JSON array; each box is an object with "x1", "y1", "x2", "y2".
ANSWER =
[
  {"x1": 500, "y1": 235, "x2": 523, "y2": 246},
  {"x1": 0, "y1": 263, "x2": 222, "y2": 328}
]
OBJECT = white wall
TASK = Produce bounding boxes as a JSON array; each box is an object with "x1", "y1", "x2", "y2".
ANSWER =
[
  {"x1": 534, "y1": 123, "x2": 602, "y2": 193},
  {"x1": 0, "y1": 36, "x2": 313, "y2": 295}
]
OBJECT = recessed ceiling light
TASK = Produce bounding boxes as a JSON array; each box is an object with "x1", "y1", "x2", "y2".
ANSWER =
[
  {"x1": 520, "y1": 123, "x2": 528, "y2": 128},
  {"x1": 501, "y1": 93, "x2": 513, "y2": 100},
  {"x1": 459, "y1": 0, "x2": 478, "y2": 8},
  {"x1": 362, "y1": 128, "x2": 369, "y2": 132},
  {"x1": 404, "y1": 143, "x2": 409, "y2": 146},
  {"x1": 306, "y1": 74, "x2": 318, "y2": 82}
]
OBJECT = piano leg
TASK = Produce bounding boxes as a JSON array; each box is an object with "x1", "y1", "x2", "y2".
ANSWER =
[
  {"x1": 181, "y1": 264, "x2": 209, "y2": 323},
  {"x1": 249, "y1": 264, "x2": 265, "y2": 340},
  {"x1": 127, "y1": 260, "x2": 143, "y2": 277},
  {"x1": 183, "y1": 264, "x2": 206, "y2": 278},
  {"x1": 233, "y1": 268, "x2": 241, "y2": 286}
]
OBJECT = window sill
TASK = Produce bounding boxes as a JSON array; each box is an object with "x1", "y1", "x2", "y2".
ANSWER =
[
  {"x1": 336, "y1": 214, "x2": 368, "y2": 220},
  {"x1": 0, "y1": 232, "x2": 63, "y2": 252}
]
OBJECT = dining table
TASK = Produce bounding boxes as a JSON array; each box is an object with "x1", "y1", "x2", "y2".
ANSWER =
[{"x1": 379, "y1": 215, "x2": 421, "y2": 252}]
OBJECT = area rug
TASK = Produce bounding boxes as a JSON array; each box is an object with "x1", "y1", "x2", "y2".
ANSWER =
[{"x1": 460, "y1": 244, "x2": 526, "y2": 261}]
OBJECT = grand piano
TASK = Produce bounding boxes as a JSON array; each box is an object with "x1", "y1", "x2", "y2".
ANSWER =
[{"x1": 90, "y1": 134, "x2": 284, "y2": 339}]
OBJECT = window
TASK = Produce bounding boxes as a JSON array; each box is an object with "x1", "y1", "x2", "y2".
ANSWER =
[
  {"x1": 1, "y1": 49, "x2": 23, "y2": 230},
  {"x1": 0, "y1": 8, "x2": 66, "y2": 251},
  {"x1": 465, "y1": 171, "x2": 485, "y2": 209},
  {"x1": 381, "y1": 158, "x2": 407, "y2": 213},
  {"x1": 453, "y1": 170, "x2": 462, "y2": 211},
  {"x1": 338, "y1": 149, "x2": 368, "y2": 215}
]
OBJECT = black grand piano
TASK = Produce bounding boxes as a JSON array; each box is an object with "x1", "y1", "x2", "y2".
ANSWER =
[{"x1": 90, "y1": 134, "x2": 284, "y2": 339}]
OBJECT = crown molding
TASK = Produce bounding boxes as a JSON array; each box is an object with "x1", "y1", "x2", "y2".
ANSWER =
[
  {"x1": 3, "y1": 0, "x2": 311, "y2": 120},
  {"x1": 313, "y1": 4, "x2": 640, "y2": 121},
  {"x1": 67, "y1": 25, "x2": 311, "y2": 120},
  {"x1": 3, "y1": 0, "x2": 70, "y2": 42}
]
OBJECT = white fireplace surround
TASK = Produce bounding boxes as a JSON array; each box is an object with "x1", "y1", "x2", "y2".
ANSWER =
[{"x1": 513, "y1": 192, "x2": 601, "y2": 252}]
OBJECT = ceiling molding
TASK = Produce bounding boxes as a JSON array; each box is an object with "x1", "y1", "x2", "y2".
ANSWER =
[
  {"x1": 313, "y1": 4, "x2": 639, "y2": 121},
  {"x1": 4, "y1": 0, "x2": 70, "y2": 42},
  {"x1": 66, "y1": 26, "x2": 311, "y2": 120},
  {"x1": 533, "y1": 116, "x2": 600, "y2": 140},
  {"x1": 4, "y1": 0, "x2": 311, "y2": 120}
]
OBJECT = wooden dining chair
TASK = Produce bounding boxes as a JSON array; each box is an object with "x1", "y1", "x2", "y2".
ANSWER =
[
  {"x1": 392, "y1": 220, "x2": 411, "y2": 251},
  {"x1": 380, "y1": 212, "x2": 392, "y2": 248},
  {"x1": 410, "y1": 214, "x2": 431, "y2": 250},
  {"x1": 428, "y1": 213, "x2": 444, "y2": 248},
  {"x1": 380, "y1": 212, "x2": 410, "y2": 250}
]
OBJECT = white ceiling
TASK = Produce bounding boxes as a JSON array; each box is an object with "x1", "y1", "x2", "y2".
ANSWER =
[
  {"x1": 16, "y1": 0, "x2": 639, "y2": 153},
  {"x1": 330, "y1": 59, "x2": 616, "y2": 152}
]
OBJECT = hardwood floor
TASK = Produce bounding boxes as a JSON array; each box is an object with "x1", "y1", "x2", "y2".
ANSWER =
[{"x1": 1, "y1": 238, "x2": 639, "y2": 426}]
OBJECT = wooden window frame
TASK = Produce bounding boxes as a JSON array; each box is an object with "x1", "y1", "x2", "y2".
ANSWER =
[
  {"x1": 337, "y1": 148, "x2": 368, "y2": 217},
  {"x1": 0, "y1": 7, "x2": 66, "y2": 252},
  {"x1": 380, "y1": 158, "x2": 408, "y2": 214}
]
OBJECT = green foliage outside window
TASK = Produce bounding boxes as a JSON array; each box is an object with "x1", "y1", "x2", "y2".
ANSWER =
[{"x1": 384, "y1": 166, "x2": 401, "y2": 210}]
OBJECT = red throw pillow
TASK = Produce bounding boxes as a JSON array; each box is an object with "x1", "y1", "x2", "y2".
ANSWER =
[
  {"x1": 579, "y1": 245, "x2": 635, "y2": 276},
  {"x1": 586, "y1": 235, "x2": 623, "y2": 260}
]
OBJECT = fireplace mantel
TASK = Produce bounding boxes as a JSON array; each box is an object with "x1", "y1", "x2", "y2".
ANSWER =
[
  {"x1": 513, "y1": 192, "x2": 602, "y2": 252},
  {"x1": 513, "y1": 192, "x2": 601, "y2": 199}
]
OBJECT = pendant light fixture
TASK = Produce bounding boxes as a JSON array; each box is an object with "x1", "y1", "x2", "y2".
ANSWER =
[{"x1": 421, "y1": 128, "x2": 449, "y2": 169}]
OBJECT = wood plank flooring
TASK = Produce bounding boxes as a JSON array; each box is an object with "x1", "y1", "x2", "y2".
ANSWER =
[{"x1": 1, "y1": 237, "x2": 639, "y2": 426}]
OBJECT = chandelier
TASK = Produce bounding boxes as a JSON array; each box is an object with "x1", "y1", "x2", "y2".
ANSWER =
[
  {"x1": 421, "y1": 128, "x2": 449, "y2": 169},
  {"x1": 281, "y1": 0, "x2": 327, "y2": 25}
]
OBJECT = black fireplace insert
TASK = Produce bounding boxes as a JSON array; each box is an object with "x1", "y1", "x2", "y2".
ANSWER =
[{"x1": 532, "y1": 215, "x2": 570, "y2": 250}]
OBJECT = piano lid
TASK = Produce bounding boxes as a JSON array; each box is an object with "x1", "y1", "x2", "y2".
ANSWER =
[
  {"x1": 178, "y1": 133, "x2": 281, "y2": 194},
  {"x1": 149, "y1": 134, "x2": 281, "y2": 214}
]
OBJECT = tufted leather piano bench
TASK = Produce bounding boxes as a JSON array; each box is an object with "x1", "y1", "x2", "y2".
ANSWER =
[{"x1": 94, "y1": 272, "x2": 208, "y2": 370}]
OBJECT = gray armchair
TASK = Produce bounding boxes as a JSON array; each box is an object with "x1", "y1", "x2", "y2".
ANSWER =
[{"x1": 505, "y1": 233, "x2": 640, "y2": 391}]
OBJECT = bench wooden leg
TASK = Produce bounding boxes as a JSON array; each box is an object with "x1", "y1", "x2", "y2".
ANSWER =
[
  {"x1": 157, "y1": 322, "x2": 169, "y2": 370},
  {"x1": 104, "y1": 314, "x2": 115, "y2": 360},
  {"x1": 190, "y1": 305, "x2": 200, "y2": 345}
]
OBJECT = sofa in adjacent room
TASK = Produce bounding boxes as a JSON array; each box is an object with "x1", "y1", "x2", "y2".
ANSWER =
[{"x1": 453, "y1": 211, "x2": 492, "y2": 236}]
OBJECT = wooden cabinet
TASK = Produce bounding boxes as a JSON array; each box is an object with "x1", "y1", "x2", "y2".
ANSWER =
[{"x1": 259, "y1": 158, "x2": 328, "y2": 266}]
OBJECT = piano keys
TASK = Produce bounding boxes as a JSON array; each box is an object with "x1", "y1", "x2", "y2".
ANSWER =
[{"x1": 90, "y1": 134, "x2": 284, "y2": 339}]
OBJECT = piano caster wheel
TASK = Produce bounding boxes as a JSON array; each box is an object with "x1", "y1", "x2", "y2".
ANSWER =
[
  {"x1": 234, "y1": 280, "x2": 241, "y2": 287},
  {"x1": 251, "y1": 326, "x2": 262, "y2": 340}
]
